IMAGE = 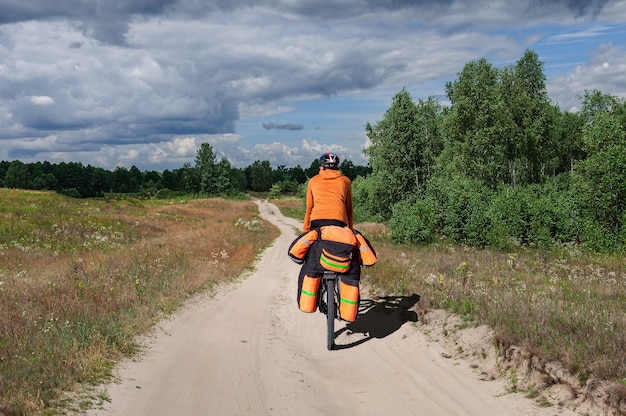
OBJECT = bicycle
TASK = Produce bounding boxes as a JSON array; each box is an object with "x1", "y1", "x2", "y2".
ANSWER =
[
  {"x1": 318, "y1": 270, "x2": 340, "y2": 350},
  {"x1": 290, "y1": 226, "x2": 376, "y2": 350}
]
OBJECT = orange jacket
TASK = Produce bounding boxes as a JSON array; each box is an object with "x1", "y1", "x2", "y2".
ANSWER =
[{"x1": 303, "y1": 169, "x2": 353, "y2": 232}]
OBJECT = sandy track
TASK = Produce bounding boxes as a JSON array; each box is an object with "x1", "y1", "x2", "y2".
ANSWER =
[{"x1": 86, "y1": 199, "x2": 578, "y2": 416}]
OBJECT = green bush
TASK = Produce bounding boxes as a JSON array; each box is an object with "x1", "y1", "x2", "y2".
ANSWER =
[
  {"x1": 388, "y1": 196, "x2": 438, "y2": 244},
  {"x1": 571, "y1": 109, "x2": 626, "y2": 252},
  {"x1": 425, "y1": 176, "x2": 492, "y2": 245},
  {"x1": 268, "y1": 180, "x2": 300, "y2": 199},
  {"x1": 487, "y1": 177, "x2": 582, "y2": 250},
  {"x1": 486, "y1": 187, "x2": 529, "y2": 249},
  {"x1": 268, "y1": 183, "x2": 283, "y2": 199},
  {"x1": 60, "y1": 187, "x2": 81, "y2": 198},
  {"x1": 464, "y1": 196, "x2": 492, "y2": 247},
  {"x1": 581, "y1": 219, "x2": 623, "y2": 252},
  {"x1": 352, "y1": 175, "x2": 387, "y2": 223},
  {"x1": 527, "y1": 180, "x2": 581, "y2": 247}
]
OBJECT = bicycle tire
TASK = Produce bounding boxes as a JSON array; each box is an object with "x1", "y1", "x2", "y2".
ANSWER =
[{"x1": 326, "y1": 277, "x2": 335, "y2": 350}]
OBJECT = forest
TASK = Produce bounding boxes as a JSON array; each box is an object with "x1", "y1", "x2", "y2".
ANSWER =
[
  {"x1": 359, "y1": 49, "x2": 625, "y2": 253},
  {"x1": 0, "y1": 150, "x2": 371, "y2": 200},
  {"x1": 2, "y1": 49, "x2": 625, "y2": 253}
]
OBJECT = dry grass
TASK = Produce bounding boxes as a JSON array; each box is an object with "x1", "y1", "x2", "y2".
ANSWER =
[
  {"x1": 369, "y1": 243, "x2": 626, "y2": 381},
  {"x1": 3, "y1": 193, "x2": 623, "y2": 413},
  {"x1": 271, "y1": 198, "x2": 626, "y2": 390},
  {"x1": 0, "y1": 190, "x2": 278, "y2": 416}
]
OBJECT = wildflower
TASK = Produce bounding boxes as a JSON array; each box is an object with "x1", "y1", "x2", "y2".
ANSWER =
[
  {"x1": 234, "y1": 217, "x2": 264, "y2": 232},
  {"x1": 424, "y1": 274, "x2": 436, "y2": 285},
  {"x1": 507, "y1": 254, "x2": 517, "y2": 268}
]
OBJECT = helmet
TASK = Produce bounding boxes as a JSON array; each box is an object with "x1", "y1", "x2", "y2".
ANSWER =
[{"x1": 319, "y1": 152, "x2": 340, "y2": 169}]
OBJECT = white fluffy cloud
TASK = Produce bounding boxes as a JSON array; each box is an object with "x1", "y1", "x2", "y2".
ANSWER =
[
  {"x1": 548, "y1": 43, "x2": 626, "y2": 111},
  {"x1": 29, "y1": 96, "x2": 55, "y2": 106}
]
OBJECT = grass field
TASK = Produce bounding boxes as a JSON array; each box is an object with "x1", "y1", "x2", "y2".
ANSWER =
[
  {"x1": 1, "y1": 190, "x2": 624, "y2": 414},
  {"x1": 0, "y1": 189, "x2": 278, "y2": 415}
]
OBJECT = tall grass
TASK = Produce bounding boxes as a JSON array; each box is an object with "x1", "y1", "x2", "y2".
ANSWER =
[
  {"x1": 0, "y1": 189, "x2": 278, "y2": 415},
  {"x1": 271, "y1": 198, "x2": 626, "y2": 388},
  {"x1": 368, "y1": 242, "x2": 626, "y2": 382}
]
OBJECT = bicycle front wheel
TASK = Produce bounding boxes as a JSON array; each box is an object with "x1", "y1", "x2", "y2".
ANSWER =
[{"x1": 326, "y1": 277, "x2": 335, "y2": 350}]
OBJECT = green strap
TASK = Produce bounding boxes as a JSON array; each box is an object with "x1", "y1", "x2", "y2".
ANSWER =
[
  {"x1": 340, "y1": 297, "x2": 358, "y2": 305},
  {"x1": 320, "y1": 255, "x2": 349, "y2": 270}
]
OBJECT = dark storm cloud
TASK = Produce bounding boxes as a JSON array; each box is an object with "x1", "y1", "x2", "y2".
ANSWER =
[
  {"x1": 13, "y1": 97, "x2": 238, "y2": 143},
  {"x1": 0, "y1": 0, "x2": 175, "y2": 23},
  {"x1": 0, "y1": 0, "x2": 176, "y2": 45},
  {"x1": 0, "y1": 0, "x2": 614, "y2": 24},
  {"x1": 0, "y1": 0, "x2": 614, "y2": 45},
  {"x1": 262, "y1": 122, "x2": 304, "y2": 131},
  {"x1": 280, "y1": 0, "x2": 452, "y2": 19}
]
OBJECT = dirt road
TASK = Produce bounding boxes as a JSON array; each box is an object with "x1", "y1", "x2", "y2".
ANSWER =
[{"x1": 87, "y1": 199, "x2": 578, "y2": 416}]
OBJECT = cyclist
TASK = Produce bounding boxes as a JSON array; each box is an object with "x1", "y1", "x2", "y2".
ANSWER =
[
  {"x1": 294, "y1": 153, "x2": 364, "y2": 322},
  {"x1": 303, "y1": 152, "x2": 353, "y2": 233}
]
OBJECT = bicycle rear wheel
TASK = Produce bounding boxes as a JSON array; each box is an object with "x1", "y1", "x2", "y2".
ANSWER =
[{"x1": 326, "y1": 276, "x2": 335, "y2": 350}]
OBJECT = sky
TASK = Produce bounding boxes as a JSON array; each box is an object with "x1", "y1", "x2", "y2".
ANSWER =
[{"x1": 1, "y1": 0, "x2": 625, "y2": 172}]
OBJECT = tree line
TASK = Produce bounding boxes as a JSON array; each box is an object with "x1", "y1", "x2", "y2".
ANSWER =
[
  {"x1": 3, "y1": 48, "x2": 624, "y2": 252},
  {"x1": 358, "y1": 49, "x2": 625, "y2": 253},
  {"x1": 0, "y1": 148, "x2": 371, "y2": 199}
]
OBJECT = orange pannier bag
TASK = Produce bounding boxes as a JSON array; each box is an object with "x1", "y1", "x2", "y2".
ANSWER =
[
  {"x1": 288, "y1": 229, "x2": 319, "y2": 264},
  {"x1": 299, "y1": 274, "x2": 322, "y2": 313},
  {"x1": 354, "y1": 229, "x2": 377, "y2": 267},
  {"x1": 318, "y1": 226, "x2": 357, "y2": 273},
  {"x1": 339, "y1": 279, "x2": 359, "y2": 322}
]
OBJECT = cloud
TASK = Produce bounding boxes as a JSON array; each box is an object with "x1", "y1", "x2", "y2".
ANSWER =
[
  {"x1": 0, "y1": 0, "x2": 624, "y2": 171},
  {"x1": 262, "y1": 122, "x2": 304, "y2": 131},
  {"x1": 301, "y1": 139, "x2": 350, "y2": 162},
  {"x1": 548, "y1": 42, "x2": 626, "y2": 111},
  {"x1": 0, "y1": 1, "x2": 614, "y2": 45},
  {"x1": 168, "y1": 136, "x2": 198, "y2": 157},
  {"x1": 530, "y1": 0, "x2": 610, "y2": 17},
  {"x1": 29, "y1": 96, "x2": 55, "y2": 106},
  {"x1": 0, "y1": 0, "x2": 177, "y2": 45}
]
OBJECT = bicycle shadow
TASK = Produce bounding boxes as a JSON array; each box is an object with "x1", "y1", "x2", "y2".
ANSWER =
[{"x1": 333, "y1": 293, "x2": 420, "y2": 350}]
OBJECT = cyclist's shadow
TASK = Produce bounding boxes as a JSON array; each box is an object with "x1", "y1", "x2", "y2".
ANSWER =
[{"x1": 333, "y1": 293, "x2": 420, "y2": 350}]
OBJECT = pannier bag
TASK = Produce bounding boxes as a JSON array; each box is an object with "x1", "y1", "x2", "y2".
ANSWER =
[
  {"x1": 299, "y1": 274, "x2": 321, "y2": 313},
  {"x1": 318, "y1": 226, "x2": 357, "y2": 273},
  {"x1": 288, "y1": 227, "x2": 378, "y2": 268},
  {"x1": 339, "y1": 278, "x2": 359, "y2": 322},
  {"x1": 288, "y1": 229, "x2": 319, "y2": 264},
  {"x1": 353, "y1": 229, "x2": 377, "y2": 267},
  {"x1": 290, "y1": 226, "x2": 377, "y2": 317}
]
